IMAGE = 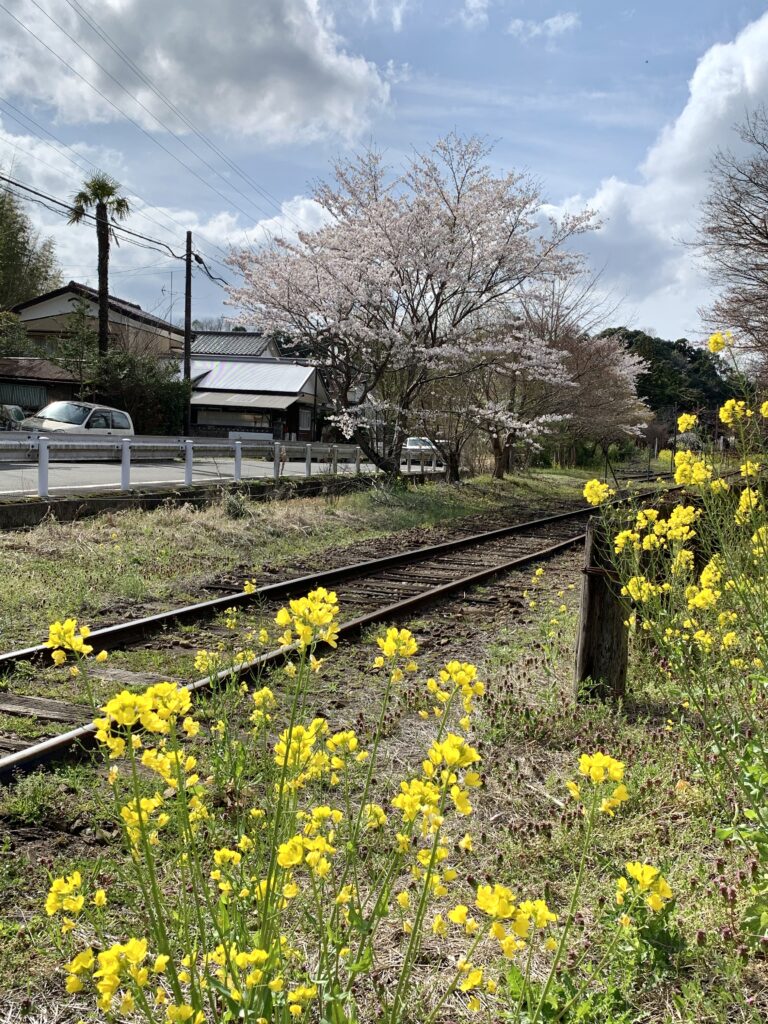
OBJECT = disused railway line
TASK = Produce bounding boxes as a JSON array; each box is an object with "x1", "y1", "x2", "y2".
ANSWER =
[{"x1": 0, "y1": 477, "x2": 677, "y2": 779}]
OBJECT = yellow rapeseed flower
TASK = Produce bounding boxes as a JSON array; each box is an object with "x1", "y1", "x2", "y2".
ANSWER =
[{"x1": 583, "y1": 479, "x2": 615, "y2": 506}]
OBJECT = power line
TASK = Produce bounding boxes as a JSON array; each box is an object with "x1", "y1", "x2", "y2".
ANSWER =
[
  {"x1": 0, "y1": 96, "x2": 223, "y2": 259},
  {"x1": 0, "y1": 173, "x2": 185, "y2": 257},
  {"x1": 60, "y1": 0, "x2": 311, "y2": 237},
  {"x1": 1, "y1": 172, "x2": 231, "y2": 293},
  {"x1": 0, "y1": 1, "x2": 274, "y2": 235},
  {"x1": 0, "y1": 99, "x2": 232, "y2": 269}
]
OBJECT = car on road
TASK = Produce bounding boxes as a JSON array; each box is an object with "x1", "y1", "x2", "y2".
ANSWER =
[
  {"x1": 21, "y1": 401, "x2": 135, "y2": 436},
  {"x1": 0, "y1": 404, "x2": 24, "y2": 430},
  {"x1": 403, "y1": 436, "x2": 438, "y2": 453}
]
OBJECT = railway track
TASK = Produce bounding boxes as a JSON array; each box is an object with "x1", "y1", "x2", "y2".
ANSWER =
[{"x1": 0, "y1": 479, "x2": 677, "y2": 779}]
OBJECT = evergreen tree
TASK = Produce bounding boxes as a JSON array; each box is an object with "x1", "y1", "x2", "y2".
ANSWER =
[{"x1": 0, "y1": 186, "x2": 60, "y2": 309}]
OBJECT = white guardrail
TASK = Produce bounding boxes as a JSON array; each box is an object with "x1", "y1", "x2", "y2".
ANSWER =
[{"x1": 0, "y1": 435, "x2": 442, "y2": 498}]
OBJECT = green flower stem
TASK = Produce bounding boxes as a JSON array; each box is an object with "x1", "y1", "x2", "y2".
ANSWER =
[
  {"x1": 422, "y1": 922, "x2": 490, "y2": 1024},
  {"x1": 529, "y1": 783, "x2": 599, "y2": 1024},
  {"x1": 387, "y1": 769, "x2": 454, "y2": 1023}
]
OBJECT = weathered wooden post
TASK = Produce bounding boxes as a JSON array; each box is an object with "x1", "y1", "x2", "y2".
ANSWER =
[{"x1": 574, "y1": 518, "x2": 628, "y2": 701}]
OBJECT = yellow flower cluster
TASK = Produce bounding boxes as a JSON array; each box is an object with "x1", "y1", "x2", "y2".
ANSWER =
[
  {"x1": 250, "y1": 686, "x2": 276, "y2": 730},
  {"x1": 277, "y1": 833, "x2": 336, "y2": 878},
  {"x1": 45, "y1": 618, "x2": 108, "y2": 666},
  {"x1": 736, "y1": 487, "x2": 764, "y2": 525},
  {"x1": 614, "y1": 505, "x2": 699, "y2": 555},
  {"x1": 273, "y1": 718, "x2": 330, "y2": 790},
  {"x1": 326, "y1": 729, "x2": 369, "y2": 781},
  {"x1": 94, "y1": 683, "x2": 193, "y2": 757},
  {"x1": 275, "y1": 587, "x2": 339, "y2": 649},
  {"x1": 708, "y1": 330, "x2": 733, "y2": 353},
  {"x1": 474, "y1": 884, "x2": 557, "y2": 957},
  {"x1": 45, "y1": 870, "x2": 84, "y2": 917},
  {"x1": 616, "y1": 862, "x2": 673, "y2": 913},
  {"x1": 193, "y1": 649, "x2": 221, "y2": 675},
  {"x1": 120, "y1": 793, "x2": 170, "y2": 850},
  {"x1": 373, "y1": 627, "x2": 419, "y2": 681},
  {"x1": 752, "y1": 525, "x2": 768, "y2": 558},
  {"x1": 565, "y1": 752, "x2": 628, "y2": 816},
  {"x1": 674, "y1": 449, "x2": 712, "y2": 487},
  {"x1": 677, "y1": 413, "x2": 697, "y2": 433},
  {"x1": 377, "y1": 626, "x2": 418, "y2": 659},
  {"x1": 424, "y1": 661, "x2": 485, "y2": 722},
  {"x1": 583, "y1": 479, "x2": 615, "y2": 506},
  {"x1": 621, "y1": 576, "x2": 670, "y2": 603},
  {"x1": 719, "y1": 399, "x2": 753, "y2": 426}
]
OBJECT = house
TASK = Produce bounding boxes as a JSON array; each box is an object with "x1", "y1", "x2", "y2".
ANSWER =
[
  {"x1": 0, "y1": 357, "x2": 78, "y2": 412},
  {"x1": 12, "y1": 281, "x2": 184, "y2": 357},
  {"x1": 189, "y1": 354, "x2": 329, "y2": 441}
]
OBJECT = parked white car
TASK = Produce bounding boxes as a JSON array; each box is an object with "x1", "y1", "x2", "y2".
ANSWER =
[
  {"x1": 21, "y1": 401, "x2": 135, "y2": 436},
  {"x1": 403, "y1": 436, "x2": 438, "y2": 453}
]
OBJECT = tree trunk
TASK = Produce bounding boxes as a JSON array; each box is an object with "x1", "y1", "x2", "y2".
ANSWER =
[
  {"x1": 444, "y1": 451, "x2": 461, "y2": 483},
  {"x1": 96, "y1": 202, "x2": 110, "y2": 358},
  {"x1": 352, "y1": 427, "x2": 402, "y2": 477},
  {"x1": 491, "y1": 437, "x2": 505, "y2": 479}
]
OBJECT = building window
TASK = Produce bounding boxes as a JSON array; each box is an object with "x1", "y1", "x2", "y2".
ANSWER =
[{"x1": 299, "y1": 407, "x2": 312, "y2": 432}]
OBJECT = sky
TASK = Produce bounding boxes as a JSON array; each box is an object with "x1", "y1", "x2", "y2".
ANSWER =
[{"x1": 1, "y1": 0, "x2": 768, "y2": 339}]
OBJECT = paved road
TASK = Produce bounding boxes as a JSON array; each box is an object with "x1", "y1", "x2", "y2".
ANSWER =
[{"x1": 0, "y1": 457, "x2": 439, "y2": 498}]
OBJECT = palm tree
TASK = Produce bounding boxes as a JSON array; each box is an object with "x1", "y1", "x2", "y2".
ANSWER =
[{"x1": 68, "y1": 174, "x2": 130, "y2": 358}]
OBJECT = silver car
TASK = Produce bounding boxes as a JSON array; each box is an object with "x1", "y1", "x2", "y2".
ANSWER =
[{"x1": 21, "y1": 401, "x2": 135, "y2": 436}]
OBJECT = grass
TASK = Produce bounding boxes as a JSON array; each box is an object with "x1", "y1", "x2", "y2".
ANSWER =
[{"x1": 0, "y1": 471, "x2": 591, "y2": 654}]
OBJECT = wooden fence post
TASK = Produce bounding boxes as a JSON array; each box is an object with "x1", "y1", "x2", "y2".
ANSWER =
[{"x1": 574, "y1": 518, "x2": 628, "y2": 701}]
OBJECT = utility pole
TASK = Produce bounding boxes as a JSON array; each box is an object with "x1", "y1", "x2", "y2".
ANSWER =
[{"x1": 183, "y1": 230, "x2": 192, "y2": 436}]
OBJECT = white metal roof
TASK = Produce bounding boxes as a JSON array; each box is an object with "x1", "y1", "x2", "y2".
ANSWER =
[
  {"x1": 190, "y1": 359, "x2": 315, "y2": 394},
  {"x1": 191, "y1": 391, "x2": 298, "y2": 410}
]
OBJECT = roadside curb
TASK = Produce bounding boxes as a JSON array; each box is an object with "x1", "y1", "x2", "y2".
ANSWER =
[{"x1": 0, "y1": 473, "x2": 398, "y2": 530}]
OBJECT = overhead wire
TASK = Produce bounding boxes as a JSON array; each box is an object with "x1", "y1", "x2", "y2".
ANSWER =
[
  {"x1": 59, "y1": 0, "x2": 312, "y2": 237},
  {"x1": 1, "y1": 171, "x2": 232, "y2": 304},
  {"x1": 0, "y1": 173, "x2": 185, "y2": 257},
  {"x1": 0, "y1": 96, "x2": 230, "y2": 263},
  {"x1": 0, "y1": 0, "x2": 271, "y2": 256},
  {"x1": 14, "y1": 0, "x2": 284, "y2": 228}
]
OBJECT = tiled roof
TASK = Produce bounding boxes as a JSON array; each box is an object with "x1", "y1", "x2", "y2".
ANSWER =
[
  {"x1": 13, "y1": 281, "x2": 184, "y2": 336},
  {"x1": 191, "y1": 332, "x2": 271, "y2": 357},
  {"x1": 0, "y1": 357, "x2": 78, "y2": 382}
]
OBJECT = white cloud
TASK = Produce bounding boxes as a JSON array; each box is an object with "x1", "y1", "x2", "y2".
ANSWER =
[
  {"x1": 459, "y1": 0, "x2": 490, "y2": 30},
  {"x1": 507, "y1": 11, "x2": 580, "y2": 42},
  {"x1": 0, "y1": 0, "x2": 389, "y2": 145},
  {"x1": 547, "y1": 12, "x2": 768, "y2": 339},
  {"x1": 0, "y1": 115, "x2": 330, "y2": 318}
]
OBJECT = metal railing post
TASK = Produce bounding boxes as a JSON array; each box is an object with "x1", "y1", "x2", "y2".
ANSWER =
[
  {"x1": 406, "y1": 453, "x2": 412, "y2": 475},
  {"x1": 305, "y1": 443, "x2": 312, "y2": 478},
  {"x1": 431, "y1": 452, "x2": 437, "y2": 472},
  {"x1": 120, "y1": 437, "x2": 131, "y2": 491},
  {"x1": 184, "y1": 439, "x2": 194, "y2": 486},
  {"x1": 355, "y1": 446, "x2": 362, "y2": 474},
  {"x1": 37, "y1": 436, "x2": 48, "y2": 498},
  {"x1": 273, "y1": 443, "x2": 280, "y2": 481},
  {"x1": 234, "y1": 441, "x2": 242, "y2": 483},
  {"x1": 331, "y1": 444, "x2": 338, "y2": 475}
]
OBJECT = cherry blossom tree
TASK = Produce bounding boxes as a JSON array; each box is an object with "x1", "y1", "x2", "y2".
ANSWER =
[
  {"x1": 518, "y1": 274, "x2": 648, "y2": 464},
  {"x1": 227, "y1": 134, "x2": 593, "y2": 474}
]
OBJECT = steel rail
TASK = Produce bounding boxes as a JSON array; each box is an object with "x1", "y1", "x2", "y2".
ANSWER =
[
  {"x1": 0, "y1": 501, "x2": 606, "y2": 671},
  {"x1": 0, "y1": 530, "x2": 585, "y2": 780}
]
